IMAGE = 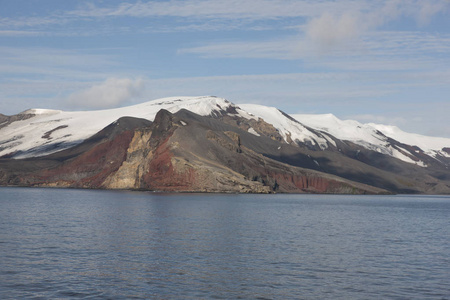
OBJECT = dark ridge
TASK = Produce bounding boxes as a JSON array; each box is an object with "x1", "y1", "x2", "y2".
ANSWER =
[{"x1": 277, "y1": 109, "x2": 299, "y2": 123}]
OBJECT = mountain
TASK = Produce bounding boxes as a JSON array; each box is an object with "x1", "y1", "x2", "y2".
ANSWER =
[{"x1": 1, "y1": 96, "x2": 449, "y2": 194}]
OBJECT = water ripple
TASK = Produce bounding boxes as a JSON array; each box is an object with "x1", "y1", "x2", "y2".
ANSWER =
[{"x1": 0, "y1": 188, "x2": 449, "y2": 299}]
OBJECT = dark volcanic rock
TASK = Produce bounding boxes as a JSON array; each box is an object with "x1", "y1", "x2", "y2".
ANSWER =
[{"x1": 0, "y1": 109, "x2": 449, "y2": 194}]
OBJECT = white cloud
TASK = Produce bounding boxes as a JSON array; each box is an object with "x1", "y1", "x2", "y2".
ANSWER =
[
  {"x1": 178, "y1": 37, "x2": 307, "y2": 59},
  {"x1": 302, "y1": 0, "x2": 450, "y2": 54},
  {"x1": 0, "y1": 30, "x2": 43, "y2": 36},
  {"x1": 0, "y1": 46, "x2": 118, "y2": 79},
  {"x1": 0, "y1": 15, "x2": 67, "y2": 28},
  {"x1": 179, "y1": 30, "x2": 450, "y2": 73},
  {"x1": 67, "y1": 78, "x2": 145, "y2": 109},
  {"x1": 305, "y1": 12, "x2": 363, "y2": 53},
  {"x1": 70, "y1": 0, "x2": 349, "y2": 19}
]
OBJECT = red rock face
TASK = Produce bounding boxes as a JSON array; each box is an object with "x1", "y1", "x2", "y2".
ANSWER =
[
  {"x1": 38, "y1": 130, "x2": 135, "y2": 188},
  {"x1": 298, "y1": 176, "x2": 329, "y2": 192},
  {"x1": 267, "y1": 171, "x2": 363, "y2": 194},
  {"x1": 292, "y1": 175, "x2": 342, "y2": 193},
  {"x1": 142, "y1": 137, "x2": 198, "y2": 191}
]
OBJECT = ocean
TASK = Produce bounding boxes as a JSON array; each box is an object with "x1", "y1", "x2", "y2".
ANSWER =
[{"x1": 1, "y1": 187, "x2": 449, "y2": 299}]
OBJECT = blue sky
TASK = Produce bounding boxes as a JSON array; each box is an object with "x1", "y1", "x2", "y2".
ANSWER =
[{"x1": 1, "y1": 0, "x2": 449, "y2": 137}]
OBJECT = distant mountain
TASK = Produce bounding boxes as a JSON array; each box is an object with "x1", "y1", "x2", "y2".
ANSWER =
[{"x1": 1, "y1": 96, "x2": 449, "y2": 194}]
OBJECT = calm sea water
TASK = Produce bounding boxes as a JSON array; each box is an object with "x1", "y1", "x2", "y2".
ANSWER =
[{"x1": 0, "y1": 187, "x2": 449, "y2": 299}]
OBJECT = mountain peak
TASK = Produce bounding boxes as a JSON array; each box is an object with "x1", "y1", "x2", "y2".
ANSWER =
[{"x1": 20, "y1": 108, "x2": 61, "y2": 116}]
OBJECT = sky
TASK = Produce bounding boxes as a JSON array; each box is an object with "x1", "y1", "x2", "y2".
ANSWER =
[{"x1": 1, "y1": 0, "x2": 449, "y2": 138}]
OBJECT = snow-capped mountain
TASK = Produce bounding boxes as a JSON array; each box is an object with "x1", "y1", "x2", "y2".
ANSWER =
[
  {"x1": 1, "y1": 96, "x2": 449, "y2": 169},
  {"x1": 1, "y1": 96, "x2": 449, "y2": 194},
  {"x1": 236, "y1": 103, "x2": 449, "y2": 168},
  {"x1": 291, "y1": 113, "x2": 450, "y2": 167},
  {"x1": 0, "y1": 96, "x2": 235, "y2": 158}
]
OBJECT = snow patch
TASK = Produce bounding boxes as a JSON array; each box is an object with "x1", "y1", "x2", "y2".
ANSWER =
[
  {"x1": 415, "y1": 161, "x2": 427, "y2": 167},
  {"x1": 438, "y1": 149, "x2": 450, "y2": 158},
  {"x1": 239, "y1": 104, "x2": 328, "y2": 149},
  {"x1": 387, "y1": 145, "x2": 426, "y2": 167},
  {"x1": 321, "y1": 133, "x2": 337, "y2": 147},
  {"x1": 247, "y1": 127, "x2": 260, "y2": 136}
]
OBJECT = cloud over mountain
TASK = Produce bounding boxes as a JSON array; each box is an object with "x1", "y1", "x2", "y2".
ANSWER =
[{"x1": 67, "y1": 78, "x2": 145, "y2": 109}]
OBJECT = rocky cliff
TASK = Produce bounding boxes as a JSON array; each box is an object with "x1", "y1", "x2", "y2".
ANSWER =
[
  {"x1": 1, "y1": 106, "x2": 449, "y2": 194},
  {"x1": 0, "y1": 109, "x2": 386, "y2": 193}
]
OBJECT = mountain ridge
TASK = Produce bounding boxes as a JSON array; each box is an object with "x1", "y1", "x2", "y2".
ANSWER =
[{"x1": 0, "y1": 96, "x2": 449, "y2": 194}]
